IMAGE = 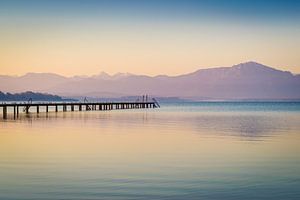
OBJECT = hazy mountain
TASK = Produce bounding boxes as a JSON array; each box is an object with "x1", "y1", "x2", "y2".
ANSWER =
[
  {"x1": 92, "y1": 72, "x2": 134, "y2": 80},
  {"x1": 0, "y1": 62, "x2": 299, "y2": 100},
  {"x1": 0, "y1": 73, "x2": 68, "y2": 92}
]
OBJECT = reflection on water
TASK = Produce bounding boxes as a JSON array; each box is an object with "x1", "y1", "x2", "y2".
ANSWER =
[
  {"x1": 3, "y1": 107, "x2": 298, "y2": 140},
  {"x1": 0, "y1": 102, "x2": 300, "y2": 199}
]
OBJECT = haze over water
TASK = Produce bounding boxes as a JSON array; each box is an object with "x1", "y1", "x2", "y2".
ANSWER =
[{"x1": 1, "y1": 102, "x2": 300, "y2": 200}]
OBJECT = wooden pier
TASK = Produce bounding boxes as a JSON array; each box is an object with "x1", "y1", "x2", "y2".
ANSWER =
[{"x1": 0, "y1": 101, "x2": 159, "y2": 119}]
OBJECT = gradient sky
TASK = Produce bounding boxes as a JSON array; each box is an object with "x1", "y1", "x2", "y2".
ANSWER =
[{"x1": 0, "y1": 0, "x2": 300, "y2": 76}]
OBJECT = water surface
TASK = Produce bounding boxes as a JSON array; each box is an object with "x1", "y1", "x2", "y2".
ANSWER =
[{"x1": 0, "y1": 102, "x2": 300, "y2": 199}]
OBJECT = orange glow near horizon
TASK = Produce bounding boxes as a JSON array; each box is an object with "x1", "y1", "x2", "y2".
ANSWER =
[{"x1": 1, "y1": 2, "x2": 300, "y2": 76}]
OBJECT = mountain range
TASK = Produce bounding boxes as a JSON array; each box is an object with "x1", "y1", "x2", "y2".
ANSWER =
[{"x1": 1, "y1": 62, "x2": 299, "y2": 100}]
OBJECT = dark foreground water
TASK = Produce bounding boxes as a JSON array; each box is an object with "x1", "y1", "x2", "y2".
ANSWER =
[{"x1": 0, "y1": 102, "x2": 300, "y2": 200}]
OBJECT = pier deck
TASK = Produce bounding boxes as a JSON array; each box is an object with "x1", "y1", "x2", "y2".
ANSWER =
[{"x1": 0, "y1": 101, "x2": 158, "y2": 119}]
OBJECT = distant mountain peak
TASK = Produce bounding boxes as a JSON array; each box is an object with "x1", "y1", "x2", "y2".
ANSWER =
[
  {"x1": 92, "y1": 71, "x2": 111, "y2": 80},
  {"x1": 230, "y1": 61, "x2": 285, "y2": 74},
  {"x1": 112, "y1": 72, "x2": 134, "y2": 78},
  {"x1": 232, "y1": 61, "x2": 268, "y2": 69},
  {"x1": 99, "y1": 71, "x2": 110, "y2": 76},
  {"x1": 239, "y1": 61, "x2": 262, "y2": 65},
  {"x1": 92, "y1": 72, "x2": 134, "y2": 80},
  {"x1": 20, "y1": 72, "x2": 67, "y2": 79}
]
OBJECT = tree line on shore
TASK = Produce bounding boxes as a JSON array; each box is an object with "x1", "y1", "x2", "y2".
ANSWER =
[{"x1": 0, "y1": 91, "x2": 72, "y2": 101}]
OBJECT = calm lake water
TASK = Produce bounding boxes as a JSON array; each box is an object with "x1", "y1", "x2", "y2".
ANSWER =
[{"x1": 0, "y1": 102, "x2": 300, "y2": 200}]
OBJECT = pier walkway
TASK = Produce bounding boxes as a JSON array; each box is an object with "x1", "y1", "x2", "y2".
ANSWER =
[{"x1": 0, "y1": 101, "x2": 159, "y2": 119}]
